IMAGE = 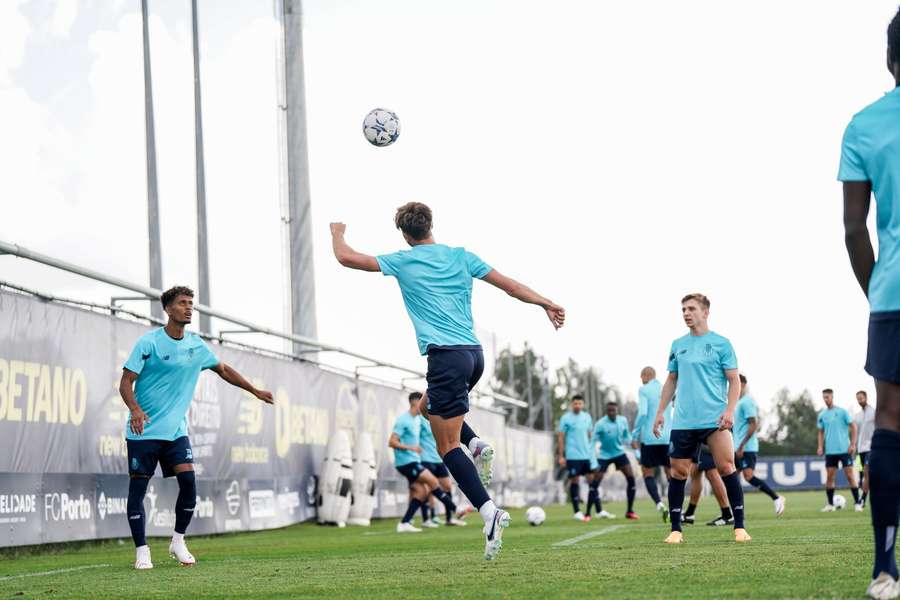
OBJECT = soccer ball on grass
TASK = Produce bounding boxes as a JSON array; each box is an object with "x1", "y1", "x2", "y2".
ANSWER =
[
  {"x1": 833, "y1": 494, "x2": 847, "y2": 509},
  {"x1": 525, "y1": 506, "x2": 546, "y2": 526}
]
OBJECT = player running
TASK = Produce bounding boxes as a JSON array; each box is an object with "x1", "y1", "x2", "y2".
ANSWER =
[
  {"x1": 653, "y1": 293, "x2": 750, "y2": 544},
  {"x1": 330, "y1": 203, "x2": 564, "y2": 560},
  {"x1": 119, "y1": 286, "x2": 273, "y2": 569},
  {"x1": 558, "y1": 395, "x2": 595, "y2": 521},
  {"x1": 632, "y1": 367, "x2": 671, "y2": 522},
  {"x1": 590, "y1": 401, "x2": 638, "y2": 520},
  {"x1": 840, "y1": 10, "x2": 900, "y2": 594},
  {"x1": 684, "y1": 447, "x2": 733, "y2": 527},
  {"x1": 816, "y1": 389, "x2": 861, "y2": 512},
  {"x1": 733, "y1": 374, "x2": 785, "y2": 516},
  {"x1": 854, "y1": 390, "x2": 875, "y2": 508},
  {"x1": 389, "y1": 394, "x2": 456, "y2": 532}
]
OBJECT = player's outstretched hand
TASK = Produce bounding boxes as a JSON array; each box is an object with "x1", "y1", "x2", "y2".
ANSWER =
[
  {"x1": 545, "y1": 303, "x2": 566, "y2": 329},
  {"x1": 717, "y1": 410, "x2": 734, "y2": 430},
  {"x1": 130, "y1": 408, "x2": 150, "y2": 435},
  {"x1": 652, "y1": 413, "x2": 665, "y2": 438},
  {"x1": 330, "y1": 222, "x2": 346, "y2": 237},
  {"x1": 255, "y1": 390, "x2": 274, "y2": 404}
]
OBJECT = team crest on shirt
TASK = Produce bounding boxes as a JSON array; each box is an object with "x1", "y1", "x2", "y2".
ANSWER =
[
  {"x1": 163, "y1": 355, "x2": 170, "y2": 361},
  {"x1": 704, "y1": 344, "x2": 713, "y2": 356},
  {"x1": 188, "y1": 348, "x2": 196, "y2": 358}
]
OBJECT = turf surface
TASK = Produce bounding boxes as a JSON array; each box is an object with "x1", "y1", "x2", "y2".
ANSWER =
[{"x1": 0, "y1": 490, "x2": 877, "y2": 599}]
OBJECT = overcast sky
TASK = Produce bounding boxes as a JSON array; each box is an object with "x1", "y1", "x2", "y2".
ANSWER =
[{"x1": 1, "y1": 0, "x2": 897, "y2": 423}]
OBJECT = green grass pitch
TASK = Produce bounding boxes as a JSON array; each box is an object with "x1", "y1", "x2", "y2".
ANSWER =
[{"x1": 0, "y1": 490, "x2": 874, "y2": 599}]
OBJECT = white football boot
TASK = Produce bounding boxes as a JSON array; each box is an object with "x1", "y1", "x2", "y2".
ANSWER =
[
  {"x1": 134, "y1": 545, "x2": 153, "y2": 570},
  {"x1": 396, "y1": 521, "x2": 422, "y2": 533},
  {"x1": 867, "y1": 572, "x2": 900, "y2": 600},
  {"x1": 482, "y1": 509, "x2": 511, "y2": 561},
  {"x1": 169, "y1": 535, "x2": 196, "y2": 566}
]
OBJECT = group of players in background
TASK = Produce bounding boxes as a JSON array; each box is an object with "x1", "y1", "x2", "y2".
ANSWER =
[{"x1": 115, "y1": 8, "x2": 900, "y2": 597}]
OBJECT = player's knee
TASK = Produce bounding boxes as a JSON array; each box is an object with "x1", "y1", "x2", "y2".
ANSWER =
[
  {"x1": 127, "y1": 476, "x2": 150, "y2": 513},
  {"x1": 741, "y1": 470, "x2": 753, "y2": 482},
  {"x1": 176, "y1": 470, "x2": 196, "y2": 499}
]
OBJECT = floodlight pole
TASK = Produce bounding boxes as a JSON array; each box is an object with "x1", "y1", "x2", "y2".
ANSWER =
[
  {"x1": 141, "y1": 0, "x2": 163, "y2": 319},
  {"x1": 192, "y1": 0, "x2": 211, "y2": 334},
  {"x1": 281, "y1": 0, "x2": 318, "y2": 353}
]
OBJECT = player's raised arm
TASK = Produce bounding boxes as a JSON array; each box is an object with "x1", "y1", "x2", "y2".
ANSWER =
[
  {"x1": 330, "y1": 222, "x2": 381, "y2": 272},
  {"x1": 210, "y1": 363, "x2": 274, "y2": 404},
  {"x1": 480, "y1": 269, "x2": 565, "y2": 329}
]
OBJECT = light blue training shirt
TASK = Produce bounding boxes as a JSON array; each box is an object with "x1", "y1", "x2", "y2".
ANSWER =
[
  {"x1": 392, "y1": 411, "x2": 422, "y2": 467},
  {"x1": 817, "y1": 406, "x2": 853, "y2": 455},
  {"x1": 558, "y1": 410, "x2": 594, "y2": 460},
  {"x1": 593, "y1": 415, "x2": 632, "y2": 460},
  {"x1": 418, "y1": 415, "x2": 442, "y2": 464},
  {"x1": 633, "y1": 379, "x2": 672, "y2": 445},
  {"x1": 667, "y1": 331, "x2": 738, "y2": 430},
  {"x1": 732, "y1": 394, "x2": 759, "y2": 453}
]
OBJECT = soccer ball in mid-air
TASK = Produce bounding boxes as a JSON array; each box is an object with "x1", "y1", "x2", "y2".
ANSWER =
[
  {"x1": 526, "y1": 506, "x2": 546, "y2": 526},
  {"x1": 363, "y1": 108, "x2": 400, "y2": 147},
  {"x1": 833, "y1": 494, "x2": 847, "y2": 509}
]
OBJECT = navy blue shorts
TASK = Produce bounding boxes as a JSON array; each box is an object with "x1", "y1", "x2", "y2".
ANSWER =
[
  {"x1": 425, "y1": 346, "x2": 484, "y2": 418},
  {"x1": 423, "y1": 461, "x2": 449, "y2": 478},
  {"x1": 597, "y1": 454, "x2": 630, "y2": 473},
  {"x1": 825, "y1": 453, "x2": 853, "y2": 469},
  {"x1": 694, "y1": 449, "x2": 716, "y2": 472},
  {"x1": 736, "y1": 451, "x2": 757, "y2": 471},
  {"x1": 640, "y1": 444, "x2": 671, "y2": 468},
  {"x1": 866, "y1": 311, "x2": 900, "y2": 384},
  {"x1": 127, "y1": 436, "x2": 193, "y2": 478},
  {"x1": 860, "y1": 451, "x2": 870, "y2": 467},
  {"x1": 670, "y1": 428, "x2": 718, "y2": 460},
  {"x1": 566, "y1": 459, "x2": 592, "y2": 478},
  {"x1": 396, "y1": 462, "x2": 426, "y2": 484}
]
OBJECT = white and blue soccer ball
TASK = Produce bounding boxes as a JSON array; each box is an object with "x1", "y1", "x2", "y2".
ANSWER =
[
  {"x1": 525, "y1": 506, "x2": 546, "y2": 526},
  {"x1": 833, "y1": 494, "x2": 847, "y2": 509},
  {"x1": 363, "y1": 108, "x2": 400, "y2": 147}
]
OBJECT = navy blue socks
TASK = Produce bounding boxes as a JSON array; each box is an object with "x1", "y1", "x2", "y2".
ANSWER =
[
  {"x1": 668, "y1": 478, "x2": 686, "y2": 531},
  {"x1": 644, "y1": 476, "x2": 662, "y2": 504},
  {"x1": 402, "y1": 498, "x2": 423, "y2": 523},
  {"x1": 626, "y1": 476, "x2": 636, "y2": 513},
  {"x1": 827, "y1": 488, "x2": 835, "y2": 506},
  {"x1": 174, "y1": 471, "x2": 196, "y2": 535},
  {"x1": 748, "y1": 476, "x2": 779, "y2": 500},
  {"x1": 870, "y1": 429, "x2": 900, "y2": 580},
  {"x1": 432, "y1": 488, "x2": 456, "y2": 520},
  {"x1": 721, "y1": 471, "x2": 745, "y2": 529},
  {"x1": 851, "y1": 487, "x2": 861, "y2": 505},
  {"x1": 586, "y1": 483, "x2": 599, "y2": 516},
  {"x1": 569, "y1": 482, "x2": 581, "y2": 514},
  {"x1": 442, "y1": 447, "x2": 490, "y2": 509},
  {"x1": 461, "y1": 422, "x2": 477, "y2": 448},
  {"x1": 127, "y1": 476, "x2": 150, "y2": 547}
]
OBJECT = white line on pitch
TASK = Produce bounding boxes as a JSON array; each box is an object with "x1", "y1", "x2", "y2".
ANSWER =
[
  {"x1": 553, "y1": 525, "x2": 625, "y2": 547},
  {"x1": 0, "y1": 564, "x2": 111, "y2": 581}
]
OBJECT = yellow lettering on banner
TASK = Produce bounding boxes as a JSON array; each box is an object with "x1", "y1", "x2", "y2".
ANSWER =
[
  {"x1": 69, "y1": 369, "x2": 86, "y2": 426},
  {"x1": 33, "y1": 365, "x2": 52, "y2": 423},
  {"x1": 275, "y1": 388, "x2": 291, "y2": 459},
  {"x1": 56, "y1": 367, "x2": 71, "y2": 424},
  {"x1": 0, "y1": 359, "x2": 8, "y2": 420},
  {"x1": 24, "y1": 362, "x2": 39, "y2": 422},
  {"x1": 7, "y1": 360, "x2": 24, "y2": 421}
]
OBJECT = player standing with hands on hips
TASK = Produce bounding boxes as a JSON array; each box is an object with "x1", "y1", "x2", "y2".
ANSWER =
[
  {"x1": 330, "y1": 202, "x2": 565, "y2": 560},
  {"x1": 653, "y1": 294, "x2": 750, "y2": 544},
  {"x1": 120, "y1": 286, "x2": 273, "y2": 569}
]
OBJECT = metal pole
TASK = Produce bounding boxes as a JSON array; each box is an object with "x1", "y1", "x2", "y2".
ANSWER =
[
  {"x1": 281, "y1": 0, "x2": 318, "y2": 353},
  {"x1": 192, "y1": 0, "x2": 211, "y2": 334},
  {"x1": 141, "y1": 0, "x2": 163, "y2": 319}
]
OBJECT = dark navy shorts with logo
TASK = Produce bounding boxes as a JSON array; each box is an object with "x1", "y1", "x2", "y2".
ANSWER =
[
  {"x1": 423, "y1": 461, "x2": 449, "y2": 478},
  {"x1": 859, "y1": 451, "x2": 870, "y2": 467},
  {"x1": 396, "y1": 462, "x2": 426, "y2": 484},
  {"x1": 640, "y1": 444, "x2": 671, "y2": 468},
  {"x1": 425, "y1": 346, "x2": 485, "y2": 418},
  {"x1": 867, "y1": 310, "x2": 900, "y2": 384},
  {"x1": 566, "y1": 459, "x2": 592, "y2": 478},
  {"x1": 694, "y1": 448, "x2": 716, "y2": 472},
  {"x1": 596, "y1": 453, "x2": 630, "y2": 473},
  {"x1": 825, "y1": 453, "x2": 853, "y2": 469},
  {"x1": 670, "y1": 428, "x2": 719, "y2": 460},
  {"x1": 736, "y1": 451, "x2": 757, "y2": 471},
  {"x1": 127, "y1": 435, "x2": 193, "y2": 478}
]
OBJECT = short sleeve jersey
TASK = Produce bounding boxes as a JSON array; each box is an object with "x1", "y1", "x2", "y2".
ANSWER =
[
  {"x1": 392, "y1": 411, "x2": 421, "y2": 467},
  {"x1": 123, "y1": 328, "x2": 219, "y2": 441},
  {"x1": 818, "y1": 406, "x2": 853, "y2": 455},
  {"x1": 838, "y1": 87, "x2": 900, "y2": 312},
  {"x1": 593, "y1": 415, "x2": 631, "y2": 459},
  {"x1": 667, "y1": 331, "x2": 738, "y2": 430},
  {"x1": 418, "y1": 415, "x2": 442, "y2": 464},
  {"x1": 376, "y1": 244, "x2": 491, "y2": 355},
  {"x1": 634, "y1": 379, "x2": 671, "y2": 445},
  {"x1": 557, "y1": 411, "x2": 593, "y2": 460},
  {"x1": 732, "y1": 394, "x2": 759, "y2": 453}
]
